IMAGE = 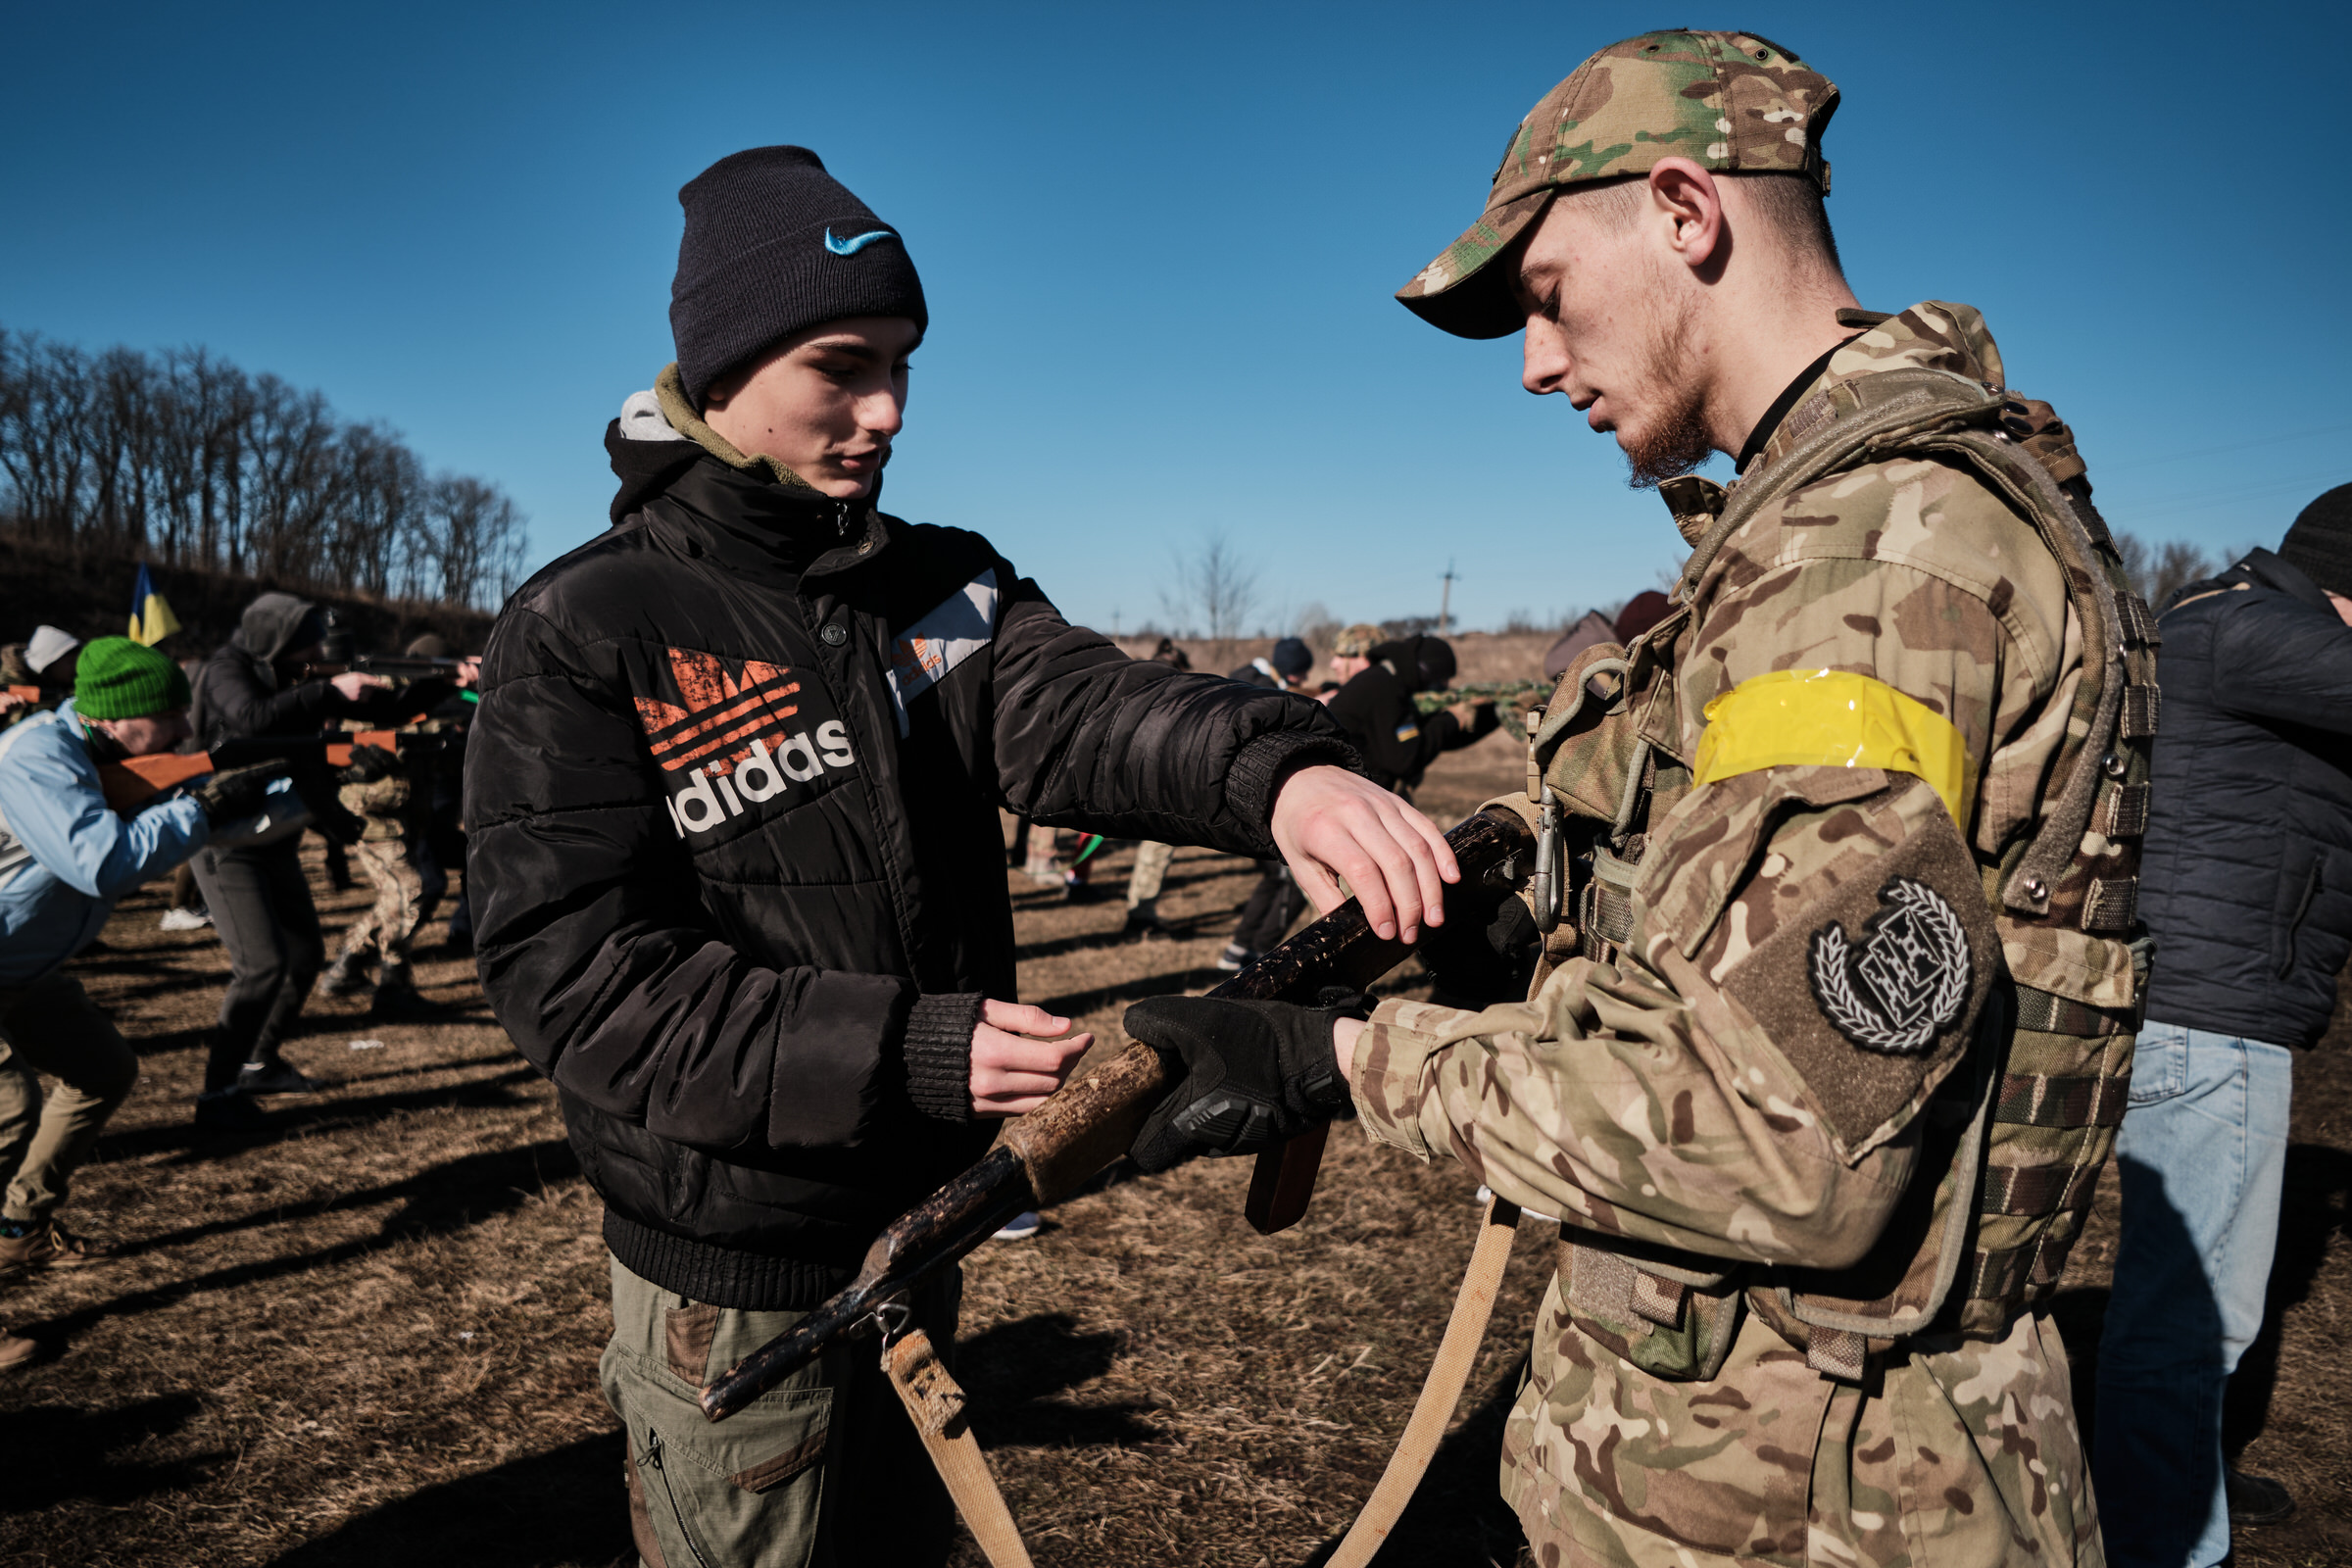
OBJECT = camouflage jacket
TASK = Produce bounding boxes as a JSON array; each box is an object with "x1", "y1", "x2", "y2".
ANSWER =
[
  {"x1": 1348, "y1": 303, "x2": 2119, "y2": 1564},
  {"x1": 1353, "y1": 302, "x2": 2081, "y2": 1266}
]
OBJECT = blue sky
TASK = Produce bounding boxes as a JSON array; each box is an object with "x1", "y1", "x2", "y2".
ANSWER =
[{"x1": 6, "y1": 1, "x2": 2345, "y2": 634}]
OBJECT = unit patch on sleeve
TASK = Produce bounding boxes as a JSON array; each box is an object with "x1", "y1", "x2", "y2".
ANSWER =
[
  {"x1": 1807, "y1": 877, "x2": 1971, "y2": 1055},
  {"x1": 1708, "y1": 775, "x2": 1998, "y2": 1159}
]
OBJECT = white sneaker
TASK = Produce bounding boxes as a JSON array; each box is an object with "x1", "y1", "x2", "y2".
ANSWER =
[
  {"x1": 158, "y1": 907, "x2": 212, "y2": 931},
  {"x1": 992, "y1": 1211, "x2": 1043, "y2": 1241}
]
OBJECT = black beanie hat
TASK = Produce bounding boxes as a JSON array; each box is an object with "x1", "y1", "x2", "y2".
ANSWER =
[
  {"x1": 669, "y1": 146, "x2": 928, "y2": 408},
  {"x1": 2278, "y1": 483, "x2": 2352, "y2": 598}
]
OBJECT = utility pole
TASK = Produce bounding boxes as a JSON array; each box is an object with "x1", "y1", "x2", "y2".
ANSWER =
[{"x1": 1438, "y1": 560, "x2": 1458, "y2": 635}]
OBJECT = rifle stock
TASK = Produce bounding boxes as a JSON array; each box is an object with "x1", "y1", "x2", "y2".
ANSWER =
[{"x1": 699, "y1": 807, "x2": 1534, "y2": 1423}]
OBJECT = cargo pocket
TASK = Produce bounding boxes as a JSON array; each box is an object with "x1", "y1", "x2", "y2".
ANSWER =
[{"x1": 610, "y1": 1356, "x2": 831, "y2": 1568}]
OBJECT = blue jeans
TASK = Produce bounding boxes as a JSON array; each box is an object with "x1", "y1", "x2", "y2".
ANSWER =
[{"x1": 2094, "y1": 1020, "x2": 2294, "y2": 1568}]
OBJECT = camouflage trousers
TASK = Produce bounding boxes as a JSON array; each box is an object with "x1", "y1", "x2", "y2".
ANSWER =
[
  {"x1": 1501, "y1": 1274, "x2": 2102, "y2": 1567},
  {"x1": 1126, "y1": 840, "x2": 1174, "y2": 908},
  {"x1": 337, "y1": 839, "x2": 423, "y2": 968}
]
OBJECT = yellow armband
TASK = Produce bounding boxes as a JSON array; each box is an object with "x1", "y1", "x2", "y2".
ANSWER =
[{"x1": 1690, "y1": 668, "x2": 1970, "y2": 827}]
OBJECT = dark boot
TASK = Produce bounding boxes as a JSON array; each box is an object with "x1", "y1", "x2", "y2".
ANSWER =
[
  {"x1": 319, "y1": 953, "x2": 370, "y2": 996},
  {"x1": 1122, "y1": 902, "x2": 1175, "y2": 942},
  {"x1": 238, "y1": 1058, "x2": 324, "y2": 1096},
  {"x1": 193, "y1": 1087, "x2": 268, "y2": 1132},
  {"x1": 369, "y1": 966, "x2": 453, "y2": 1021}
]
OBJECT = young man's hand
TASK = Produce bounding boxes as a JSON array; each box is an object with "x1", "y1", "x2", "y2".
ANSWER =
[
  {"x1": 329, "y1": 671, "x2": 394, "y2": 702},
  {"x1": 1268, "y1": 763, "x2": 1459, "y2": 943},
  {"x1": 970, "y1": 1001, "x2": 1092, "y2": 1118}
]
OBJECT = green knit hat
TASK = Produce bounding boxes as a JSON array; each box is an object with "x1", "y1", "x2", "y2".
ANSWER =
[{"x1": 74, "y1": 636, "x2": 190, "y2": 719}]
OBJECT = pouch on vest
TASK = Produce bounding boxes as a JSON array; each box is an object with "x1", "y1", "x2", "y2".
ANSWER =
[{"x1": 1559, "y1": 1231, "x2": 1746, "y2": 1383}]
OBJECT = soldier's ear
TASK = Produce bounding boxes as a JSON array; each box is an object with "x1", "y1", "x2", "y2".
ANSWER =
[{"x1": 1647, "y1": 159, "x2": 1725, "y2": 274}]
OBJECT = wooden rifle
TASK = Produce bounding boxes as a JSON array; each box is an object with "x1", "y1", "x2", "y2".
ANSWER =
[{"x1": 699, "y1": 807, "x2": 1534, "y2": 1422}]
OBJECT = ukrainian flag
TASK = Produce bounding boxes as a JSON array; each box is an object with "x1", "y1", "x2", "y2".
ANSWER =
[{"x1": 128, "y1": 563, "x2": 182, "y2": 647}]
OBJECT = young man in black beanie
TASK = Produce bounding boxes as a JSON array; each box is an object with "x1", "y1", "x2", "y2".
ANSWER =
[
  {"x1": 2096, "y1": 480, "x2": 2352, "y2": 1564},
  {"x1": 464, "y1": 145, "x2": 1460, "y2": 1566}
]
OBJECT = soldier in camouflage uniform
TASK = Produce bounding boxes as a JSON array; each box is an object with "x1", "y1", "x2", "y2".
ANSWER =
[
  {"x1": 1126, "y1": 31, "x2": 2154, "y2": 1566},
  {"x1": 320, "y1": 742, "x2": 433, "y2": 1018}
]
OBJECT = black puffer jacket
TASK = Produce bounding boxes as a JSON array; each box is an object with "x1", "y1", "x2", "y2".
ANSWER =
[
  {"x1": 2138, "y1": 549, "x2": 2352, "y2": 1048},
  {"x1": 465, "y1": 421, "x2": 1353, "y2": 1309}
]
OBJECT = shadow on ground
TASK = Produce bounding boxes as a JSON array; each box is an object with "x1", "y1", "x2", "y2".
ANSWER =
[
  {"x1": 0, "y1": 1394, "x2": 226, "y2": 1513},
  {"x1": 267, "y1": 1433, "x2": 630, "y2": 1568},
  {"x1": 961, "y1": 1311, "x2": 1163, "y2": 1449},
  {"x1": 1304, "y1": 1354, "x2": 1531, "y2": 1568}
]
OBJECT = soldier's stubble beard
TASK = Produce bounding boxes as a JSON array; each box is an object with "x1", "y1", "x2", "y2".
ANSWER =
[{"x1": 1619, "y1": 291, "x2": 1714, "y2": 491}]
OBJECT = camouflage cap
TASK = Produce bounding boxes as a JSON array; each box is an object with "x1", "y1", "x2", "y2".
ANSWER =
[
  {"x1": 1332, "y1": 622, "x2": 1384, "y2": 658},
  {"x1": 1397, "y1": 30, "x2": 1838, "y2": 339}
]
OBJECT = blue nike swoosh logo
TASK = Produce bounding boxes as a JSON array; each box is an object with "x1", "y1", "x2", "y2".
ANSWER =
[{"x1": 824, "y1": 227, "x2": 894, "y2": 256}]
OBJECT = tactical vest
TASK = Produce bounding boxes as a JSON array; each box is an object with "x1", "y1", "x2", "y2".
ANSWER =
[{"x1": 1506, "y1": 364, "x2": 2157, "y2": 1380}]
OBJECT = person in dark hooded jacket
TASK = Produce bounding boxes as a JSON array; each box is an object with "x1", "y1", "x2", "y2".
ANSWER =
[
  {"x1": 2096, "y1": 484, "x2": 2352, "y2": 1563},
  {"x1": 1324, "y1": 634, "x2": 1499, "y2": 796},
  {"x1": 185, "y1": 594, "x2": 445, "y2": 1125},
  {"x1": 463, "y1": 145, "x2": 1462, "y2": 1568}
]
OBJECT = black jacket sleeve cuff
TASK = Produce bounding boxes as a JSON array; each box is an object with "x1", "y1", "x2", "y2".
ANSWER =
[
  {"x1": 903, "y1": 992, "x2": 983, "y2": 1122},
  {"x1": 1226, "y1": 731, "x2": 1362, "y2": 856}
]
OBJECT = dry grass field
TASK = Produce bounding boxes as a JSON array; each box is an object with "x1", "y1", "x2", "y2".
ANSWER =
[{"x1": 5, "y1": 722, "x2": 2351, "y2": 1566}]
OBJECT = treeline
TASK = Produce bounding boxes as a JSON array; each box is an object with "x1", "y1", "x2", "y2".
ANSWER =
[{"x1": 0, "y1": 326, "x2": 526, "y2": 609}]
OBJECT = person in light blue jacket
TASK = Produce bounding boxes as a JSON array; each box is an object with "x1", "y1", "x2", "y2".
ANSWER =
[{"x1": 0, "y1": 638, "x2": 279, "y2": 1370}]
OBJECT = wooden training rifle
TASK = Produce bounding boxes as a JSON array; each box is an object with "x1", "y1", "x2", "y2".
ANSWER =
[{"x1": 699, "y1": 805, "x2": 1535, "y2": 1425}]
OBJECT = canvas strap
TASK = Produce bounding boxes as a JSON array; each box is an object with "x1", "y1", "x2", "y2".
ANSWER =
[
  {"x1": 881, "y1": 1327, "x2": 1036, "y2": 1568},
  {"x1": 1323, "y1": 1193, "x2": 1521, "y2": 1568},
  {"x1": 887, "y1": 1197, "x2": 1520, "y2": 1568}
]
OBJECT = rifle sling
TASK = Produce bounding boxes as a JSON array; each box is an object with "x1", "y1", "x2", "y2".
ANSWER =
[
  {"x1": 1322, "y1": 1192, "x2": 1521, "y2": 1567},
  {"x1": 890, "y1": 1196, "x2": 1521, "y2": 1568},
  {"x1": 882, "y1": 1327, "x2": 1036, "y2": 1568}
]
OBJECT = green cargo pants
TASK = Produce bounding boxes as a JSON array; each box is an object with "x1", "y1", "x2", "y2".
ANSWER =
[{"x1": 600, "y1": 1254, "x2": 959, "y2": 1568}]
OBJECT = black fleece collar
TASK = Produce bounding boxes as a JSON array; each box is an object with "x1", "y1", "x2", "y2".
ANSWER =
[{"x1": 606, "y1": 421, "x2": 892, "y2": 579}]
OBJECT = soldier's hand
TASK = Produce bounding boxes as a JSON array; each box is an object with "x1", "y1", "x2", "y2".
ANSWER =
[
  {"x1": 1269, "y1": 763, "x2": 1458, "y2": 942},
  {"x1": 1124, "y1": 994, "x2": 1365, "y2": 1174},
  {"x1": 970, "y1": 1001, "x2": 1092, "y2": 1119},
  {"x1": 192, "y1": 760, "x2": 292, "y2": 825}
]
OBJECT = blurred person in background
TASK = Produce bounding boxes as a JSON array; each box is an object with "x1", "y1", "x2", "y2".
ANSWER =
[
  {"x1": 186, "y1": 594, "x2": 449, "y2": 1126},
  {"x1": 397, "y1": 634, "x2": 482, "y2": 956},
  {"x1": 2096, "y1": 483, "x2": 2352, "y2": 1566},
  {"x1": 159, "y1": 656, "x2": 213, "y2": 931},
  {"x1": 1611, "y1": 588, "x2": 1673, "y2": 645},
  {"x1": 1214, "y1": 637, "x2": 1322, "y2": 965},
  {"x1": 1325, "y1": 621, "x2": 1382, "y2": 698},
  {"x1": 1326, "y1": 634, "x2": 1498, "y2": 798},
  {"x1": 0, "y1": 628, "x2": 82, "y2": 730},
  {"x1": 0, "y1": 639, "x2": 281, "y2": 1365}
]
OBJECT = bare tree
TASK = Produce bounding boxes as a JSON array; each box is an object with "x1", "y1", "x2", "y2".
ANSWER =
[
  {"x1": 0, "y1": 322, "x2": 527, "y2": 609},
  {"x1": 1159, "y1": 532, "x2": 1261, "y2": 670},
  {"x1": 2114, "y1": 530, "x2": 2226, "y2": 612}
]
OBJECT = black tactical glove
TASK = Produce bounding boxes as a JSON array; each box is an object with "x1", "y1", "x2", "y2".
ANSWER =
[
  {"x1": 192, "y1": 760, "x2": 293, "y2": 825},
  {"x1": 1125, "y1": 991, "x2": 1370, "y2": 1175},
  {"x1": 337, "y1": 743, "x2": 399, "y2": 785}
]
